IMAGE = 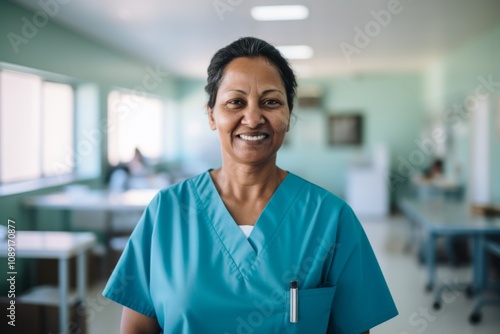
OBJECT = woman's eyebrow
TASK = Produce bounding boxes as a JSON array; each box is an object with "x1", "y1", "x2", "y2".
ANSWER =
[
  {"x1": 262, "y1": 89, "x2": 285, "y2": 96},
  {"x1": 261, "y1": 89, "x2": 285, "y2": 96},
  {"x1": 223, "y1": 88, "x2": 284, "y2": 95},
  {"x1": 226, "y1": 89, "x2": 247, "y2": 94}
]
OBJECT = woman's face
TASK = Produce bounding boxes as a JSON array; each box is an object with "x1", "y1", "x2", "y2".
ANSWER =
[{"x1": 208, "y1": 56, "x2": 290, "y2": 166}]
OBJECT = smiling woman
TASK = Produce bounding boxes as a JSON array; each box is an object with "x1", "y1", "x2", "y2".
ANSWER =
[
  {"x1": 102, "y1": 37, "x2": 398, "y2": 334},
  {"x1": 208, "y1": 57, "x2": 290, "y2": 168}
]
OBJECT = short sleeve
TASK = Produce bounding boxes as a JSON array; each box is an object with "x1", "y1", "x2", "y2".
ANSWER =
[
  {"x1": 101, "y1": 194, "x2": 159, "y2": 318},
  {"x1": 327, "y1": 205, "x2": 398, "y2": 333}
]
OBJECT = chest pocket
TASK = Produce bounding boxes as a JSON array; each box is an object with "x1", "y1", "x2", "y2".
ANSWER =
[{"x1": 282, "y1": 286, "x2": 336, "y2": 334}]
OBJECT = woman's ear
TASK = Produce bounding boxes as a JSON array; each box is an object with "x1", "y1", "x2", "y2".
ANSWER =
[{"x1": 207, "y1": 106, "x2": 217, "y2": 131}]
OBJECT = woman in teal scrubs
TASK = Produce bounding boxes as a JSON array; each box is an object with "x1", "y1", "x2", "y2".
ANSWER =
[{"x1": 103, "y1": 37, "x2": 398, "y2": 333}]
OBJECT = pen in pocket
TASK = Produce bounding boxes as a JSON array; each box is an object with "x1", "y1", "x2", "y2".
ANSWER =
[{"x1": 290, "y1": 280, "x2": 298, "y2": 323}]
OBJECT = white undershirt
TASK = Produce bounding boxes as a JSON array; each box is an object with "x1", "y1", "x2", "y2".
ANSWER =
[{"x1": 238, "y1": 225, "x2": 254, "y2": 238}]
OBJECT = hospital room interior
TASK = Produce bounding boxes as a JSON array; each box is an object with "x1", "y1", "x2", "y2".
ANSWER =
[{"x1": 1, "y1": 0, "x2": 500, "y2": 333}]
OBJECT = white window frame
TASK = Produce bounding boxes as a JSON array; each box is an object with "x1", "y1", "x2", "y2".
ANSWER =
[{"x1": 0, "y1": 62, "x2": 86, "y2": 195}]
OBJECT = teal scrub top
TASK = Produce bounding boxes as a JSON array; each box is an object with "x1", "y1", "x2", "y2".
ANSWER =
[{"x1": 103, "y1": 171, "x2": 398, "y2": 333}]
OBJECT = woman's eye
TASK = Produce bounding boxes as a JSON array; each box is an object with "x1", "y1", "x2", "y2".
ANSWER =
[
  {"x1": 227, "y1": 99, "x2": 245, "y2": 108},
  {"x1": 263, "y1": 99, "x2": 281, "y2": 107}
]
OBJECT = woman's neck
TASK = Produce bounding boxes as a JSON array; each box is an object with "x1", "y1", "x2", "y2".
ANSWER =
[{"x1": 210, "y1": 162, "x2": 287, "y2": 204}]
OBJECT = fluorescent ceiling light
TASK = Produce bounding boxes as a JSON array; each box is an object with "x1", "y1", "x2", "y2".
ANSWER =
[
  {"x1": 276, "y1": 45, "x2": 314, "y2": 60},
  {"x1": 251, "y1": 5, "x2": 309, "y2": 21}
]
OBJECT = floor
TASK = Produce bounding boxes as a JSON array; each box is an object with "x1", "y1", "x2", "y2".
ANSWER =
[{"x1": 87, "y1": 216, "x2": 500, "y2": 333}]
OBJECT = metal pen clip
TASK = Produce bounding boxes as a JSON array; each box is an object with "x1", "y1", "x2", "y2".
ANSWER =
[{"x1": 290, "y1": 280, "x2": 298, "y2": 323}]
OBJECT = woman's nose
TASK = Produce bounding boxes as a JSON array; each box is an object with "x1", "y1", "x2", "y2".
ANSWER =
[{"x1": 241, "y1": 103, "x2": 265, "y2": 128}]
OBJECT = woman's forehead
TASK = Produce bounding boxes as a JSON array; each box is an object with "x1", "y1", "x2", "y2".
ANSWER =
[{"x1": 219, "y1": 57, "x2": 284, "y2": 92}]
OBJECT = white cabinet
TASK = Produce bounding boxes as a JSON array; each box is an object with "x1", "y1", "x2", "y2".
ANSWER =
[{"x1": 346, "y1": 145, "x2": 389, "y2": 218}]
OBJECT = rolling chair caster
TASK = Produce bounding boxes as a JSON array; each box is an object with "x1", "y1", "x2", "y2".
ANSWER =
[{"x1": 469, "y1": 312, "x2": 482, "y2": 325}]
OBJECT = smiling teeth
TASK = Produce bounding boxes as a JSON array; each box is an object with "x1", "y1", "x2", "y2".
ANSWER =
[{"x1": 240, "y1": 134, "x2": 266, "y2": 141}]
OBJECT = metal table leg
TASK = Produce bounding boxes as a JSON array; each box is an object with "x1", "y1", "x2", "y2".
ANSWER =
[
  {"x1": 77, "y1": 251, "x2": 87, "y2": 302},
  {"x1": 103, "y1": 211, "x2": 113, "y2": 276},
  {"x1": 473, "y1": 235, "x2": 486, "y2": 294},
  {"x1": 426, "y1": 231, "x2": 436, "y2": 292},
  {"x1": 59, "y1": 258, "x2": 69, "y2": 334}
]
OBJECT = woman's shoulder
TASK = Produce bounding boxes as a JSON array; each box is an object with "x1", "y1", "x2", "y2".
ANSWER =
[
  {"x1": 138, "y1": 172, "x2": 209, "y2": 220},
  {"x1": 286, "y1": 173, "x2": 359, "y2": 230},
  {"x1": 153, "y1": 171, "x2": 210, "y2": 201},
  {"x1": 287, "y1": 172, "x2": 348, "y2": 207}
]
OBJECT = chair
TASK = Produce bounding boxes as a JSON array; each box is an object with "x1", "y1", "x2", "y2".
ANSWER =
[{"x1": 469, "y1": 238, "x2": 500, "y2": 324}]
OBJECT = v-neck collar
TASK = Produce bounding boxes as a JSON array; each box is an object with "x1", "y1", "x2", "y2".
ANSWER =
[{"x1": 193, "y1": 170, "x2": 305, "y2": 279}]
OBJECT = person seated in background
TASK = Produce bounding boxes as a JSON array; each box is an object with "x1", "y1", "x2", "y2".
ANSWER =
[
  {"x1": 422, "y1": 158, "x2": 444, "y2": 181},
  {"x1": 107, "y1": 148, "x2": 154, "y2": 191},
  {"x1": 128, "y1": 148, "x2": 151, "y2": 177}
]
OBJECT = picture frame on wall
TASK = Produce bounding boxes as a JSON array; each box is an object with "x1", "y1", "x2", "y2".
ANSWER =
[{"x1": 327, "y1": 114, "x2": 363, "y2": 146}]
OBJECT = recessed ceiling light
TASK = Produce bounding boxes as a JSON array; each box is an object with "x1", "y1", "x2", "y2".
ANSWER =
[
  {"x1": 251, "y1": 5, "x2": 309, "y2": 21},
  {"x1": 276, "y1": 45, "x2": 314, "y2": 60}
]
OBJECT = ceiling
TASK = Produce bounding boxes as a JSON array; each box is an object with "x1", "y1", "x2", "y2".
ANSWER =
[{"x1": 12, "y1": 0, "x2": 500, "y2": 79}]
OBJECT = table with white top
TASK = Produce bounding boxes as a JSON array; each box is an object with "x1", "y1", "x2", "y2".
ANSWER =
[
  {"x1": 22, "y1": 188, "x2": 158, "y2": 274},
  {"x1": 0, "y1": 231, "x2": 96, "y2": 334},
  {"x1": 22, "y1": 188, "x2": 158, "y2": 221}
]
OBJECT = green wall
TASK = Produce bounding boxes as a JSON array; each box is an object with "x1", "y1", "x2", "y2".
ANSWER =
[
  {"x1": 424, "y1": 22, "x2": 500, "y2": 202},
  {"x1": 0, "y1": 1, "x2": 178, "y2": 90},
  {"x1": 279, "y1": 73, "x2": 423, "y2": 197}
]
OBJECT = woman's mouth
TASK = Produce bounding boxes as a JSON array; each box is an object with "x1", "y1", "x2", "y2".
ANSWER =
[{"x1": 238, "y1": 134, "x2": 268, "y2": 141}]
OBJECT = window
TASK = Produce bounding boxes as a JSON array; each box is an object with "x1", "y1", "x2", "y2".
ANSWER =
[
  {"x1": 0, "y1": 70, "x2": 75, "y2": 184},
  {"x1": 43, "y1": 82, "x2": 74, "y2": 176},
  {"x1": 107, "y1": 90, "x2": 164, "y2": 165}
]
